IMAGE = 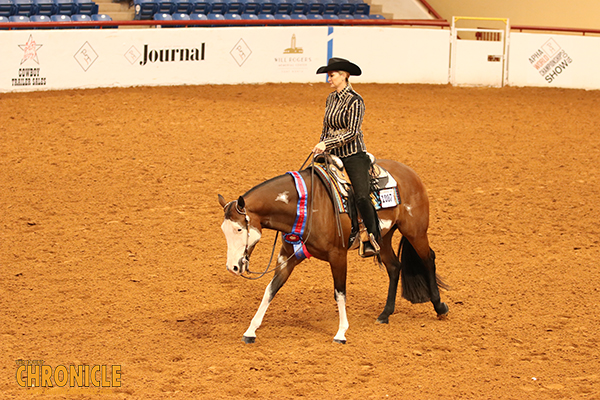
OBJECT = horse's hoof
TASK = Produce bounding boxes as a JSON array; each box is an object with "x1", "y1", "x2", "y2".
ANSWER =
[
  {"x1": 242, "y1": 336, "x2": 256, "y2": 344},
  {"x1": 376, "y1": 317, "x2": 389, "y2": 324},
  {"x1": 333, "y1": 339, "x2": 347, "y2": 344},
  {"x1": 436, "y1": 302, "x2": 449, "y2": 318}
]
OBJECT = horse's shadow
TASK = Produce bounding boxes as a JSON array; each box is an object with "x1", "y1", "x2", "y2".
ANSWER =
[{"x1": 168, "y1": 306, "x2": 337, "y2": 342}]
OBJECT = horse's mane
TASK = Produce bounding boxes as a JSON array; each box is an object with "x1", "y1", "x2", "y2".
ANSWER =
[{"x1": 242, "y1": 173, "x2": 290, "y2": 197}]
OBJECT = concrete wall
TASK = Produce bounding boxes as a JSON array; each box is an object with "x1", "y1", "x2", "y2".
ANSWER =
[{"x1": 426, "y1": 0, "x2": 600, "y2": 30}]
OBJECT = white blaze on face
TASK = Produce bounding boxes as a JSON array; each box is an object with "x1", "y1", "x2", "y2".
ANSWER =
[
  {"x1": 275, "y1": 191, "x2": 290, "y2": 204},
  {"x1": 220, "y1": 218, "x2": 262, "y2": 274}
]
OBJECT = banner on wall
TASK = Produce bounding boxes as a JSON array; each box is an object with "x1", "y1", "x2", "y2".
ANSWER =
[
  {"x1": 0, "y1": 26, "x2": 451, "y2": 93},
  {"x1": 508, "y1": 32, "x2": 600, "y2": 89}
]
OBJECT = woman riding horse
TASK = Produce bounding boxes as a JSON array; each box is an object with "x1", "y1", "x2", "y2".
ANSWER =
[{"x1": 313, "y1": 57, "x2": 380, "y2": 257}]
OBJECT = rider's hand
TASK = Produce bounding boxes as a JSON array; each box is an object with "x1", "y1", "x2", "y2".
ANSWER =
[{"x1": 313, "y1": 142, "x2": 326, "y2": 154}]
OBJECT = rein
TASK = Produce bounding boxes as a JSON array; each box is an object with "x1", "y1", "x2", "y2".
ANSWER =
[{"x1": 240, "y1": 152, "x2": 316, "y2": 280}]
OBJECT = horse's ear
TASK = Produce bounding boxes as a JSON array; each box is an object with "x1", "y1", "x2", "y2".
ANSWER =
[
  {"x1": 237, "y1": 196, "x2": 245, "y2": 210},
  {"x1": 218, "y1": 194, "x2": 227, "y2": 208}
]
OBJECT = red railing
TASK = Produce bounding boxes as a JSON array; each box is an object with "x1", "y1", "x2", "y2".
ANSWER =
[
  {"x1": 3, "y1": 19, "x2": 600, "y2": 34},
  {"x1": 511, "y1": 24, "x2": 600, "y2": 36},
  {"x1": 418, "y1": 0, "x2": 443, "y2": 20},
  {"x1": 0, "y1": 18, "x2": 451, "y2": 29}
]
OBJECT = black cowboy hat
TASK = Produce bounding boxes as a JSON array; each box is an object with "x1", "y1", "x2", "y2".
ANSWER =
[{"x1": 316, "y1": 57, "x2": 362, "y2": 76}]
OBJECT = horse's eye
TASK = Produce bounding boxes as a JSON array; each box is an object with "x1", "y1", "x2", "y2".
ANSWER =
[{"x1": 237, "y1": 228, "x2": 243, "y2": 232}]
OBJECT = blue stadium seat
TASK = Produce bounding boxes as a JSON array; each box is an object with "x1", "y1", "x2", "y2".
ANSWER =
[
  {"x1": 224, "y1": 12, "x2": 241, "y2": 19},
  {"x1": 155, "y1": 0, "x2": 175, "y2": 14},
  {"x1": 172, "y1": 11, "x2": 189, "y2": 19},
  {"x1": 153, "y1": 11, "x2": 172, "y2": 20},
  {"x1": 189, "y1": 0, "x2": 210, "y2": 14},
  {"x1": 242, "y1": 0, "x2": 260, "y2": 15},
  {"x1": 275, "y1": 0, "x2": 292, "y2": 14},
  {"x1": 338, "y1": 13, "x2": 352, "y2": 19},
  {"x1": 338, "y1": 1, "x2": 354, "y2": 15},
  {"x1": 0, "y1": 0, "x2": 16, "y2": 17},
  {"x1": 9, "y1": 14, "x2": 30, "y2": 29},
  {"x1": 369, "y1": 13, "x2": 384, "y2": 19},
  {"x1": 91, "y1": 13, "x2": 116, "y2": 28},
  {"x1": 322, "y1": 0, "x2": 338, "y2": 15},
  {"x1": 226, "y1": 1, "x2": 244, "y2": 15},
  {"x1": 9, "y1": 14, "x2": 30, "y2": 22},
  {"x1": 259, "y1": 0, "x2": 276, "y2": 14},
  {"x1": 207, "y1": 12, "x2": 224, "y2": 19},
  {"x1": 257, "y1": 12, "x2": 274, "y2": 19},
  {"x1": 306, "y1": 12, "x2": 322, "y2": 19},
  {"x1": 306, "y1": 1, "x2": 324, "y2": 15},
  {"x1": 273, "y1": 12, "x2": 290, "y2": 19},
  {"x1": 189, "y1": 12, "x2": 207, "y2": 19},
  {"x1": 172, "y1": 0, "x2": 191, "y2": 13},
  {"x1": 322, "y1": 13, "x2": 338, "y2": 19},
  {"x1": 31, "y1": 14, "x2": 50, "y2": 21},
  {"x1": 54, "y1": 0, "x2": 78, "y2": 15},
  {"x1": 290, "y1": 0, "x2": 308, "y2": 15},
  {"x1": 0, "y1": 14, "x2": 8, "y2": 22},
  {"x1": 33, "y1": 0, "x2": 56, "y2": 15},
  {"x1": 74, "y1": 0, "x2": 98, "y2": 15},
  {"x1": 51, "y1": 13, "x2": 71, "y2": 28},
  {"x1": 240, "y1": 12, "x2": 258, "y2": 20},
  {"x1": 134, "y1": 0, "x2": 157, "y2": 20},
  {"x1": 171, "y1": 12, "x2": 190, "y2": 27},
  {"x1": 71, "y1": 13, "x2": 92, "y2": 28},
  {"x1": 354, "y1": 3, "x2": 368, "y2": 15},
  {"x1": 208, "y1": 0, "x2": 227, "y2": 15},
  {"x1": 91, "y1": 13, "x2": 111, "y2": 21},
  {"x1": 30, "y1": 13, "x2": 53, "y2": 27},
  {"x1": 291, "y1": 12, "x2": 306, "y2": 19},
  {"x1": 51, "y1": 13, "x2": 70, "y2": 20},
  {"x1": 14, "y1": 0, "x2": 36, "y2": 16}
]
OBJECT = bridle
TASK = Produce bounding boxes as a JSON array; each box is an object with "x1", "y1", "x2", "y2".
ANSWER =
[{"x1": 232, "y1": 153, "x2": 316, "y2": 280}]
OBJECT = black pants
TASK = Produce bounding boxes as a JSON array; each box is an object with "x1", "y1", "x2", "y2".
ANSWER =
[{"x1": 342, "y1": 152, "x2": 380, "y2": 241}]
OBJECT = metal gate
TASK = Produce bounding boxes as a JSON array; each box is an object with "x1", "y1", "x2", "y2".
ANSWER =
[{"x1": 449, "y1": 17, "x2": 510, "y2": 87}]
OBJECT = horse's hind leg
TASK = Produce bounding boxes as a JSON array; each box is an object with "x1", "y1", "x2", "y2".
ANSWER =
[
  {"x1": 242, "y1": 247, "x2": 301, "y2": 343},
  {"x1": 376, "y1": 228, "x2": 401, "y2": 324}
]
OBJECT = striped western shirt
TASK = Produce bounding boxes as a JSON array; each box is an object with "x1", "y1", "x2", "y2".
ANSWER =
[{"x1": 320, "y1": 83, "x2": 367, "y2": 158}]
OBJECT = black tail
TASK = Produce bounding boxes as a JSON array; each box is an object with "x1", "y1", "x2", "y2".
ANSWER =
[{"x1": 399, "y1": 236, "x2": 447, "y2": 304}]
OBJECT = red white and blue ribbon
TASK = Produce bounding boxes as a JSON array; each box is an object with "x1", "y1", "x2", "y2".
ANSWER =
[{"x1": 284, "y1": 171, "x2": 311, "y2": 260}]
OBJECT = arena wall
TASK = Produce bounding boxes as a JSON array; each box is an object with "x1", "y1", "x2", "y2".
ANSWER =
[{"x1": 1, "y1": 26, "x2": 599, "y2": 92}]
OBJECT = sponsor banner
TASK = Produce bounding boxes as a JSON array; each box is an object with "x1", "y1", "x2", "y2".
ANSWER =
[
  {"x1": 0, "y1": 27, "x2": 451, "y2": 92},
  {"x1": 508, "y1": 32, "x2": 600, "y2": 89}
]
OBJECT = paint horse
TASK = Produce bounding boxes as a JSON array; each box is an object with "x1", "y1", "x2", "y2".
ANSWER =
[{"x1": 218, "y1": 159, "x2": 448, "y2": 344}]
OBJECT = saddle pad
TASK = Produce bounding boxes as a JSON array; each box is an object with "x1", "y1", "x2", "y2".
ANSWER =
[{"x1": 313, "y1": 164, "x2": 401, "y2": 214}]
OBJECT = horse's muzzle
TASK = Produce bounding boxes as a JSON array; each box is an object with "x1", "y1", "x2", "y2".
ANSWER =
[{"x1": 228, "y1": 256, "x2": 249, "y2": 276}]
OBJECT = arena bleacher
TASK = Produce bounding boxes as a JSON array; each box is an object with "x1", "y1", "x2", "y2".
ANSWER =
[
  {"x1": 0, "y1": 0, "x2": 384, "y2": 27},
  {"x1": 0, "y1": 0, "x2": 112, "y2": 25},
  {"x1": 134, "y1": 0, "x2": 382, "y2": 22}
]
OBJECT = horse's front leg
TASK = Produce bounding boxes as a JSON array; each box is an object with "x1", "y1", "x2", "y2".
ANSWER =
[
  {"x1": 242, "y1": 246, "x2": 300, "y2": 343},
  {"x1": 329, "y1": 252, "x2": 349, "y2": 344}
]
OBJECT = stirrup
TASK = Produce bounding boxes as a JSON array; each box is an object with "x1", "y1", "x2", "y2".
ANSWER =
[{"x1": 359, "y1": 233, "x2": 380, "y2": 258}]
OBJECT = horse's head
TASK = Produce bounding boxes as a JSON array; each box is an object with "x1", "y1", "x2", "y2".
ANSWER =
[{"x1": 218, "y1": 194, "x2": 262, "y2": 276}]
